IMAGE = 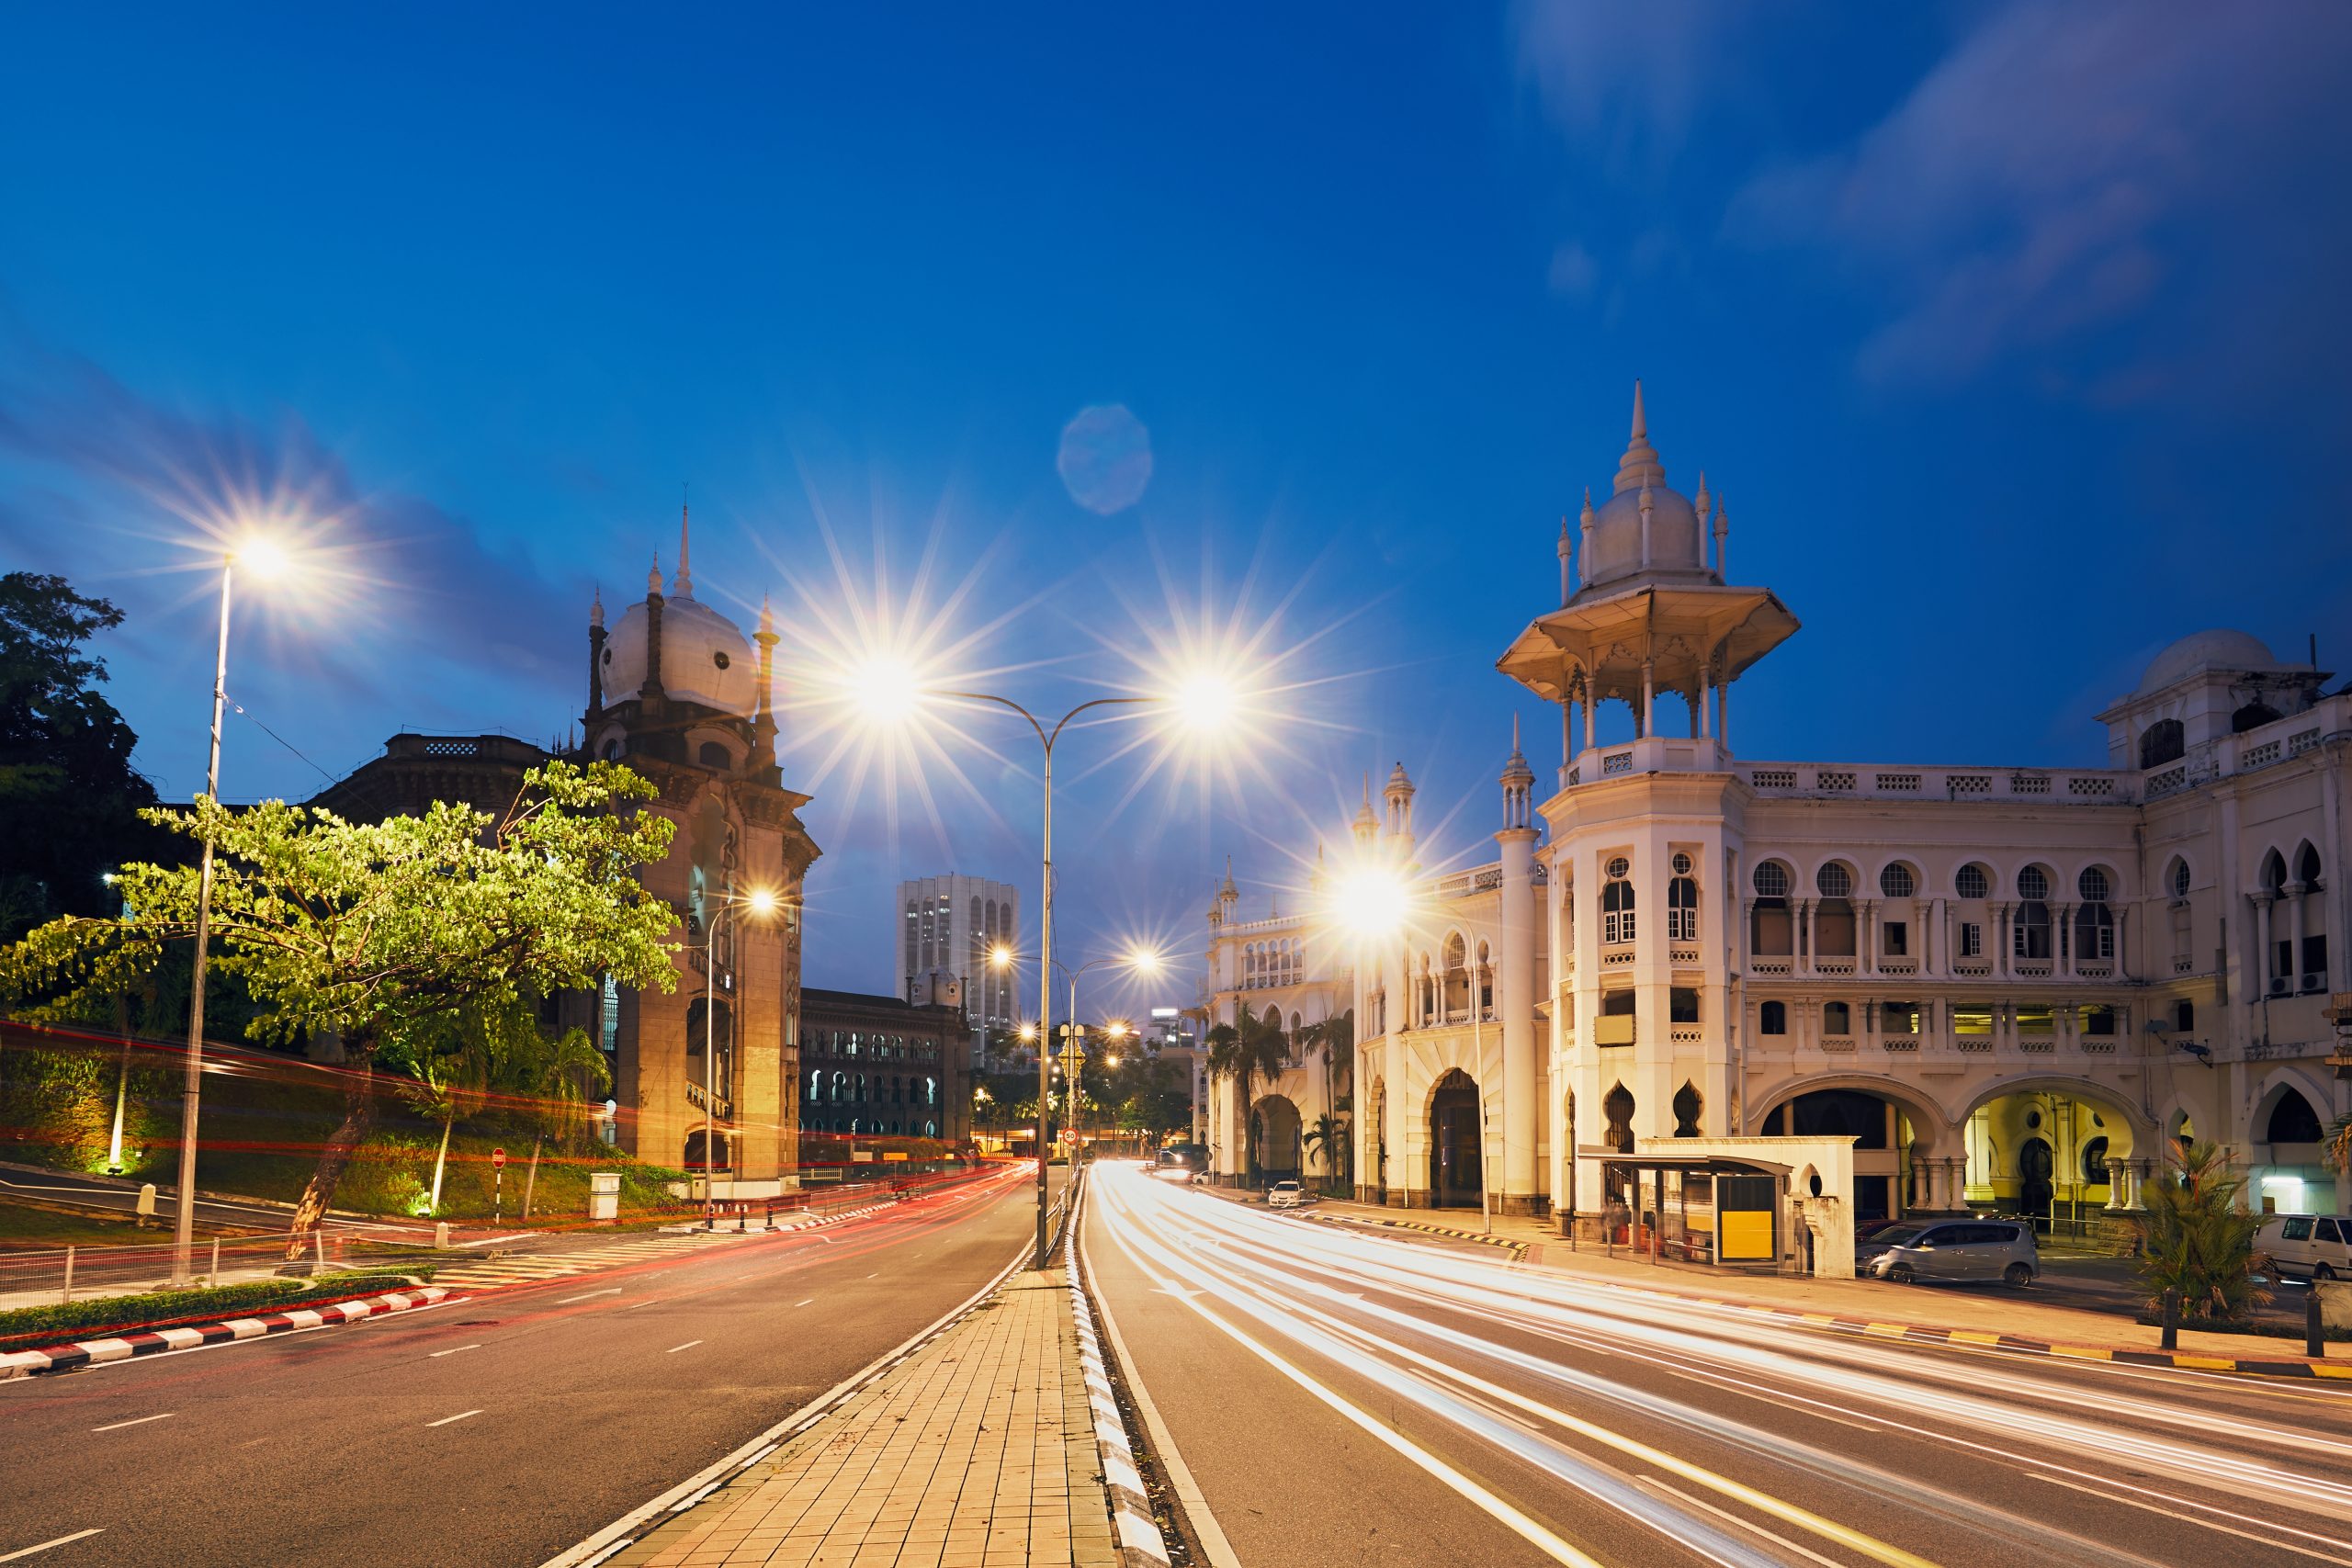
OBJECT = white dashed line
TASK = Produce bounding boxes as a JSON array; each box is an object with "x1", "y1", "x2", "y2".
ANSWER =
[
  {"x1": 426, "y1": 1409, "x2": 483, "y2": 1427},
  {"x1": 795, "y1": 1299, "x2": 815, "y2": 1307},
  {"x1": 0, "y1": 1528, "x2": 105, "y2": 1562},
  {"x1": 558, "y1": 1288, "x2": 623, "y2": 1304},
  {"x1": 91, "y1": 1413, "x2": 174, "y2": 1433},
  {"x1": 428, "y1": 1344, "x2": 481, "y2": 1359},
  {"x1": 666, "y1": 1340, "x2": 703, "y2": 1354}
]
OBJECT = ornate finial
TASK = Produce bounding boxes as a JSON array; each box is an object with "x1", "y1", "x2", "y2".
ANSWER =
[
  {"x1": 1579, "y1": 486, "x2": 1595, "y2": 526},
  {"x1": 1694, "y1": 469, "x2": 1710, "y2": 513},
  {"x1": 1362, "y1": 770, "x2": 1372, "y2": 805},
  {"x1": 1613, "y1": 380, "x2": 1664, "y2": 495},
  {"x1": 758, "y1": 591, "x2": 775, "y2": 637},
  {"x1": 1513, "y1": 713, "x2": 1521, "y2": 750},
  {"x1": 648, "y1": 551, "x2": 663, "y2": 595},
  {"x1": 673, "y1": 492, "x2": 694, "y2": 598},
  {"x1": 590, "y1": 585, "x2": 605, "y2": 629}
]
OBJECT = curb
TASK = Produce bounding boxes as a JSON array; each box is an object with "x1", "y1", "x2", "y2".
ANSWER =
[
  {"x1": 1308, "y1": 1212, "x2": 2346, "y2": 1383},
  {"x1": 1067, "y1": 1217, "x2": 1171, "y2": 1568},
  {"x1": 1305, "y1": 1208, "x2": 1529, "y2": 1261},
  {"x1": 0, "y1": 1285, "x2": 451, "y2": 1379}
]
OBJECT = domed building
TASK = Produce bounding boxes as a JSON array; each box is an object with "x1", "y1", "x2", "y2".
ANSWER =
[
  {"x1": 1204, "y1": 386, "x2": 2351, "y2": 1273},
  {"x1": 317, "y1": 506, "x2": 823, "y2": 1190}
]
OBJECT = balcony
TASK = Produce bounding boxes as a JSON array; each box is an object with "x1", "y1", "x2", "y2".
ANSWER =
[
  {"x1": 1669, "y1": 1026, "x2": 1703, "y2": 1044},
  {"x1": 1819, "y1": 1036, "x2": 1857, "y2": 1053},
  {"x1": 2018, "y1": 1035, "x2": 2056, "y2": 1054},
  {"x1": 1882, "y1": 1036, "x2": 1920, "y2": 1053},
  {"x1": 1739, "y1": 761, "x2": 2135, "y2": 805}
]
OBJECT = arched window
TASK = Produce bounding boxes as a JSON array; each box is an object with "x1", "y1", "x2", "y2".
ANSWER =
[
  {"x1": 1751, "y1": 862, "x2": 1792, "y2": 955},
  {"x1": 2013, "y1": 866, "x2": 2052, "y2": 960},
  {"x1": 2233, "y1": 701, "x2": 2282, "y2": 733},
  {"x1": 602, "y1": 738, "x2": 624, "y2": 761},
  {"x1": 1815, "y1": 863, "x2": 1856, "y2": 956},
  {"x1": 2139, "y1": 719, "x2": 2185, "y2": 768},
  {"x1": 1879, "y1": 863, "x2": 1916, "y2": 898},
  {"x1": 1672, "y1": 1082, "x2": 1702, "y2": 1138},
  {"x1": 1759, "y1": 1000, "x2": 1787, "y2": 1035},
  {"x1": 2169, "y1": 859, "x2": 2191, "y2": 897},
  {"x1": 2075, "y1": 867, "x2": 2115, "y2": 961},
  {"x1": 2081, "y1": 1135, "x2": 2110, "y2": 1184},
  {"x1": 2267, "y1": 1089, "x2": 2324, "y2": 1145},
  {"x1": 2294, "y1": 844, "x2": 2331, "y2": 982},
  {"x1": 1602, "y1": 856, "x2": 1635, "y2": 944},
  {"x1": 1955, "y1": 863, "x2": 1990, "y2": 900},
  {"x1": 1602, "y1": 1084, "x2": 1635, "y2": 1153},
  {"x1": 1667, "y1": 852, "x2": 1699, "y2": 941},
  {"x1": 1823, "y1": 1000, "x2": 1851, "y2": 1035},
  {"x1": 697, "y1": 740, "x2": 732, "y2": 770}
]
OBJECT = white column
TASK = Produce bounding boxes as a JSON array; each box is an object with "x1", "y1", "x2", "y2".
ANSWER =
[
  {"x1": 1700, "y1": 663, "x2": 1713, "y2": 740},
  {"x1": 1584, "y1": 685, "x2": 1597, "y2": 752},
  {"x1": 1498, "y1": 826, "x2": 1540, "y2": 1213},
  {"x1": 1640, "y1": 658, "x2": 1656, "y2": 739},
  {"x1": 2290, "y1": 883, "x2": 2310, "y2": 981},
  {"x1": 2256, "y1": 893, "x2": 2277, "y2": 987},
  {"x1": 2055, "y1": 902, "x2": 2075, "y2": 978},
  {"x1": 1798, "y1": 898, "x2": 1815, "y2": 976},
  {"x1": 1861, "y1": 898, "x2": 1878, "y2": 976}
]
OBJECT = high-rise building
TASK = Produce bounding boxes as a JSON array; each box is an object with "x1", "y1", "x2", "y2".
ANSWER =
[{"x1": 895, "y1": 874, "x2": 1022, "y2": 1053}]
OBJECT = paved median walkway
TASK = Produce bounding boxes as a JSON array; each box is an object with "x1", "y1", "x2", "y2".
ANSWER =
[{"x1": 609, "y1": 1269, "x2": 1120, "y2": 1568}]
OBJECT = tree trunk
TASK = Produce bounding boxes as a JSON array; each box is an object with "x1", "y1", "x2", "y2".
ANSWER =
[
  {"x1": 286, "y1": 1040, "x2": 376, "y2": 1259},
  {"x1": 427, "y1": 1107, "x2": 455, "y2": 1215}
]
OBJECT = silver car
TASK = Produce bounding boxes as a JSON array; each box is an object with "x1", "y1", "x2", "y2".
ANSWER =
[{"x1": 1862, "y1": 1219, "x2": 2038, "y2": 1287}]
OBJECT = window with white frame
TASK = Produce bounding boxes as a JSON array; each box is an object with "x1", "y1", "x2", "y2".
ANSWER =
[
  {"x1": 1668, "y1": 852, "x2": 1700, "y2": 941},
  {"x1": 1602, "y1": 855, "x2": 1636, "y2": 943}
]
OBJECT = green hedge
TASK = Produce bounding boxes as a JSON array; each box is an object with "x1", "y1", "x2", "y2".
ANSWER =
[{"x1": 0, "y1": 1269, "x2": 429, "y2": 1351}]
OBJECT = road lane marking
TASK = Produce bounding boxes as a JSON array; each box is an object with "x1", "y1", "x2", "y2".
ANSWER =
[
  {"x1": 795, "y1": 1299, "x2": 815, "y2": 1307},
  {"x1": 427, "y1": 1409, "x2": 483, "y2": 1427},
  {"x1": 0, "y1": 1529, "x2": 105, "y2": 1562},
  {"x1": 429, "y1": 1344, "x2": 481, "y2": 1359},
  {"x1": 558, "y1": 1288, "x2": 623, "y2": 1304},
  {"x1": 1637, "y1": 1478, "x2": 1847, "y2": 1568},
  {"x1": 91, "y1": 1413, "x2": 174, "y2": 1433},
  {"x1": 666, "y1": 1340, "x2": 703, "y2": 1354},
  {"x1": 2025, "y1": 1472, "x2": 2352, "y2": 1564},
  {"x1": 865, "y1": 1272, "x2": 878, "y2": 1279}
]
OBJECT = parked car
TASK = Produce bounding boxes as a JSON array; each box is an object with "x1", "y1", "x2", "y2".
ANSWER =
[
  {"x1": 1862, "y1": 1219, "x2": 2038, "y2": 1287},
  {"x1": 2257, "y1": 1214, "x2": 2352, "y2": 1281},
  {"x1": 1267, "y1": 1179, "x2": 1304, "y2": 1209}
]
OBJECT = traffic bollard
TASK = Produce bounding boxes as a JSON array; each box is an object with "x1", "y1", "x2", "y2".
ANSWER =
[
  {"x1": 2311, "y1": 1286, "x2": 2326, "y2": 1361},
  {"x1": 2160, "y1": 1286, "x2": 2179, "y2": 1350}
]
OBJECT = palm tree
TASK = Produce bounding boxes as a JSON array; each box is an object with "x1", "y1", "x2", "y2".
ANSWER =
[
  {"x1": 2129, "y1": 1140, "x2": 2268, "y2": 1323},
  {"x1": 1302, "y1": 1010, "x2": 1355, "y2": 1193},
  {"x1": 1205, "y1": 1001, "x2": 1289, "y2": 1184},
  {"x1": 1303, "y1": 1112, "x2": 1349, "y2": 1195}
]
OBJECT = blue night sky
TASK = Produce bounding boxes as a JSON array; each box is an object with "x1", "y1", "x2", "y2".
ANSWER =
[{"x1": 4, "y1": 4, "x2": 2349, "y2": 1006}]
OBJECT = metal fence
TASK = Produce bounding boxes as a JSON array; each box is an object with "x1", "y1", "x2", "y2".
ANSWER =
[{"x1": 0, "y1": 1231, "x2": 348, "y2": 1309}]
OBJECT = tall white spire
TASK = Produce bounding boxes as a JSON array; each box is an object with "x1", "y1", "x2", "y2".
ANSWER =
[
  {"x1": 1613, "y1": 378, "x2": 1664, "y2": 495},
  {"x1": 673, "y1": 494, "x2": 694, "y2": 599}
]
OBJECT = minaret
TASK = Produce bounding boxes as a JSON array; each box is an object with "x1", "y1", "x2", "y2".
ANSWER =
[
  {"x1": 1556, "y1": 516, "x2": 1573, "y2": 607},
  {"x1": 1351, "y1": 773, "x2": 1378, "y2": 850},
  {"x1": 1577, "y1": 489, "x2": 1596, "y2": 590},
  {"x1": 1713, "y1": 491, "x2": 1729, "y2": 581},
  {"x1": 1495, "y1": 720, "x2": 1540, "y2": 1214},
  {"x1": 639, "y1": 553, "x2": 668, "y2": 716},
  {"x1": 1693, "y1": 470, "x2": 1712, "y2": 574},
  {"x1": 1638, "y1": 466, "x2": 1655, "y2": 570},
  {"x1": 1383, "y1": 761, "x2": 1417, "y2": 860},
  {"x1": 586, "y1": 586, "x2": 607, "y2": 725},
  {"x1": 673, "y1": 498, "x2": 695, "y2": 599},
  {"x1": 752, "y1": 592, "x2": 781, "y2": 777}
]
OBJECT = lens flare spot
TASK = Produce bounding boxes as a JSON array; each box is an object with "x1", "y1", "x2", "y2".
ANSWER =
[{"x1": 1057, "y1": 404, "x2": 1153, "y2": 516}]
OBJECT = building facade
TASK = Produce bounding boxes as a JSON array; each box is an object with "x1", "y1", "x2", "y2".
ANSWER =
[
  {"x1": 797, "y1": 986, "x2": 972, "y2": 1149},
  {"x1": 1208, "y1": 389, "x2": 2350, "y2": 1233},
  {"x1": 314, "y1": 509, "x2": 821, "y2": 1187},
  {"x1": 896, "y1": 874, "x2": 1021, "y2": 1055}
]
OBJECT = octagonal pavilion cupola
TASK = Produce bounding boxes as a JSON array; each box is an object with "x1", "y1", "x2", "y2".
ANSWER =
[{"x1": 1496, "y1": 383, "x2": 1799, "y2": 777}]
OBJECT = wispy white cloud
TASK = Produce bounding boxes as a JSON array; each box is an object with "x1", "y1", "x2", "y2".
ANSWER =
[{"x1": 1724, "y1": 1, "x2": 2352, "y2": 386}]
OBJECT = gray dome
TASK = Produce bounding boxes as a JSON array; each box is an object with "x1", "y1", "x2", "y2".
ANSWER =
[
  {"x1": 603, "y1": 592, "x2": 758, "y2": 716},
  {"x1": 1584, "y1": 482, "x2": 1705, "y2": 587},
  {"x1": 2136, "y1": 628, "x2": 2281, "y2": 695}
]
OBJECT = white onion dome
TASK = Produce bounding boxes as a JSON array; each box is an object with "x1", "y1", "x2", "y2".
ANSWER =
[
  {"x1": 2135, "y1": 628, "x2": 2283, "y2": 695},
  {"x1": 1580, "y1": 383, "x2": 1709, "y2": 592},
  {"x1": 600, "y1": 590, "x2": 759, "y2": 716}
]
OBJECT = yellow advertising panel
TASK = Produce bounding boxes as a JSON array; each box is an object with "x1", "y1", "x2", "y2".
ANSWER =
[{"x1": 1719, "y1": 1209, "x2": 1773, "y2": 1260}]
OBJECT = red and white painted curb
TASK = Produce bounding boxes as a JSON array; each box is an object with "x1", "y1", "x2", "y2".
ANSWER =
[
  {"x1": 0, "y1": 1284, "x2": 450, "y2": 1380},
  {"x1": 1067, "y1": 1204, "x2": 1170, "y2": 1567}
]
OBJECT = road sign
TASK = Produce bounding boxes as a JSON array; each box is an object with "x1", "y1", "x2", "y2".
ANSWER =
[{"x1": 492, "y1": 1147, "x2": 508, "y2": 1169}]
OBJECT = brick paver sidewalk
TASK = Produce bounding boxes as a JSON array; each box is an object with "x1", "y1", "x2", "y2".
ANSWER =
[{"x1": 609, "y1": 1270, "x2": 1121, "y2": 1568}]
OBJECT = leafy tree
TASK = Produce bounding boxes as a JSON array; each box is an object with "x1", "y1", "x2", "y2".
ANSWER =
[
  {"x1": 1204, "y1": 1001, "x2": 1289, "y2": 1182},
  {"x1": 1303, "y1": 1009, "x2": 1355, "y2": 1191},
  {"x1": 391, "y1": 998, "x2": 610, "y2": 1215},
  {"x1": 2129, "y1": 1141, "x2": 2269, "y2": 1323},
  {"x1": 1303, "y1": 1111, "x2": 1350, "y2": 1196},
  {"x1": 0, "y1": 573, "x2": 164, "y2": 941},
  {"x1": 0, "y1": 761, "x2": 678, "y2": 1252}
]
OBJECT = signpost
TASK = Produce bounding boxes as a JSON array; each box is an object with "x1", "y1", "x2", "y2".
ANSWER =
[{"x1": 492, "y1": 1146, "x2": 507, "y2": 1224}]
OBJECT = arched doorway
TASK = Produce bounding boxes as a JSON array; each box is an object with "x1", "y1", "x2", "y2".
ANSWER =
[
  {"x1": 684, "y1": 1129, "x2": 729, "y2": 1172},
  {"x1": 2018, "y1": 1137, "x2": 2055, "y2": 1222},
  {"x1": 1252, "y1": 1094, "x2": 1302, "y2": 1186},
  {"x1": 1964, "y1": 1082, "x2": 2142, "y2": 1235},
  {"x1": 1428, "y1": 1068, "x2": 1482, "y2": 1208},
  {"x1": 1758, "y1": 1085, "x2": 1933, "y2": 1223}
]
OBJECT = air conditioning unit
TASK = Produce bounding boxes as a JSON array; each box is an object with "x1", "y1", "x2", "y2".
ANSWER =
[
  {"x1": 2269, "y1": 976, "x2": 2292, "y2": 997},
  {"x1": 2304, "y1": 975, "x2": 2328, "y2": 994}
]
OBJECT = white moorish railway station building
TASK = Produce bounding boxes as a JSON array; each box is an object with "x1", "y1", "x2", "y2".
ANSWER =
[{"x1": 1204, "y1": 388, "x2": 2350, "y2": 1234}]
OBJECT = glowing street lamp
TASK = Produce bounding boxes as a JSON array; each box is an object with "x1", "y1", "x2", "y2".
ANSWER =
[{"x1": 172, "y1": 535, "x2": 293, "y2": 1286}]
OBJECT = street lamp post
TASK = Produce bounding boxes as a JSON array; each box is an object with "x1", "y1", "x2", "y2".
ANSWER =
[{"x1": 173, "y1": 541, "x2": 286, "y2": 1287}]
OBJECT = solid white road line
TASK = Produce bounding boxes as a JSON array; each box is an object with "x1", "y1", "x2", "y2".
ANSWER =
[
  {"x1": 1636, "y1": 1478, "x2": 1848, "y2": 1568},
  {"x1": 558, "y1": 1288, "x2": 623, "y2": 1304},
  {"x1": 794, "y1": 1299, "x2": 815, "y2": 1307},
  {"x1": 0, "y1": 1529, "x2": 104, "y2": 1562},
  {"x1": 428, "y1": 1345, "x2": 481, "y2": 1359},
  {"x1": 2025, "y1": 1472, "x2": 2352, "y2": 1565},
  {"x1": 665, "y1": 1340, "x2": 702, "y2": 1354},
  {"x1": 90, "y1": 1412, "x2": 175, "y2": 1433},
  {"x1": 427, "y1": 1410, "x2": 484, "y2": 1427}
]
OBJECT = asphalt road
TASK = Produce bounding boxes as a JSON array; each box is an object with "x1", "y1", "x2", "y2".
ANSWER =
[
  {"x1": 0, "y1": 1164, "x2": 1055, "y2": 1567},
  {"x1": 1084, "y1": 1164, "x2": 2352, "y2": 1568}
]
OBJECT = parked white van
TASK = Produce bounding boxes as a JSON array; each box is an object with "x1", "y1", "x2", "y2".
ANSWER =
[{"x1": 2257, "y1": 1214, "x2": 2352, "y2": 1281}]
